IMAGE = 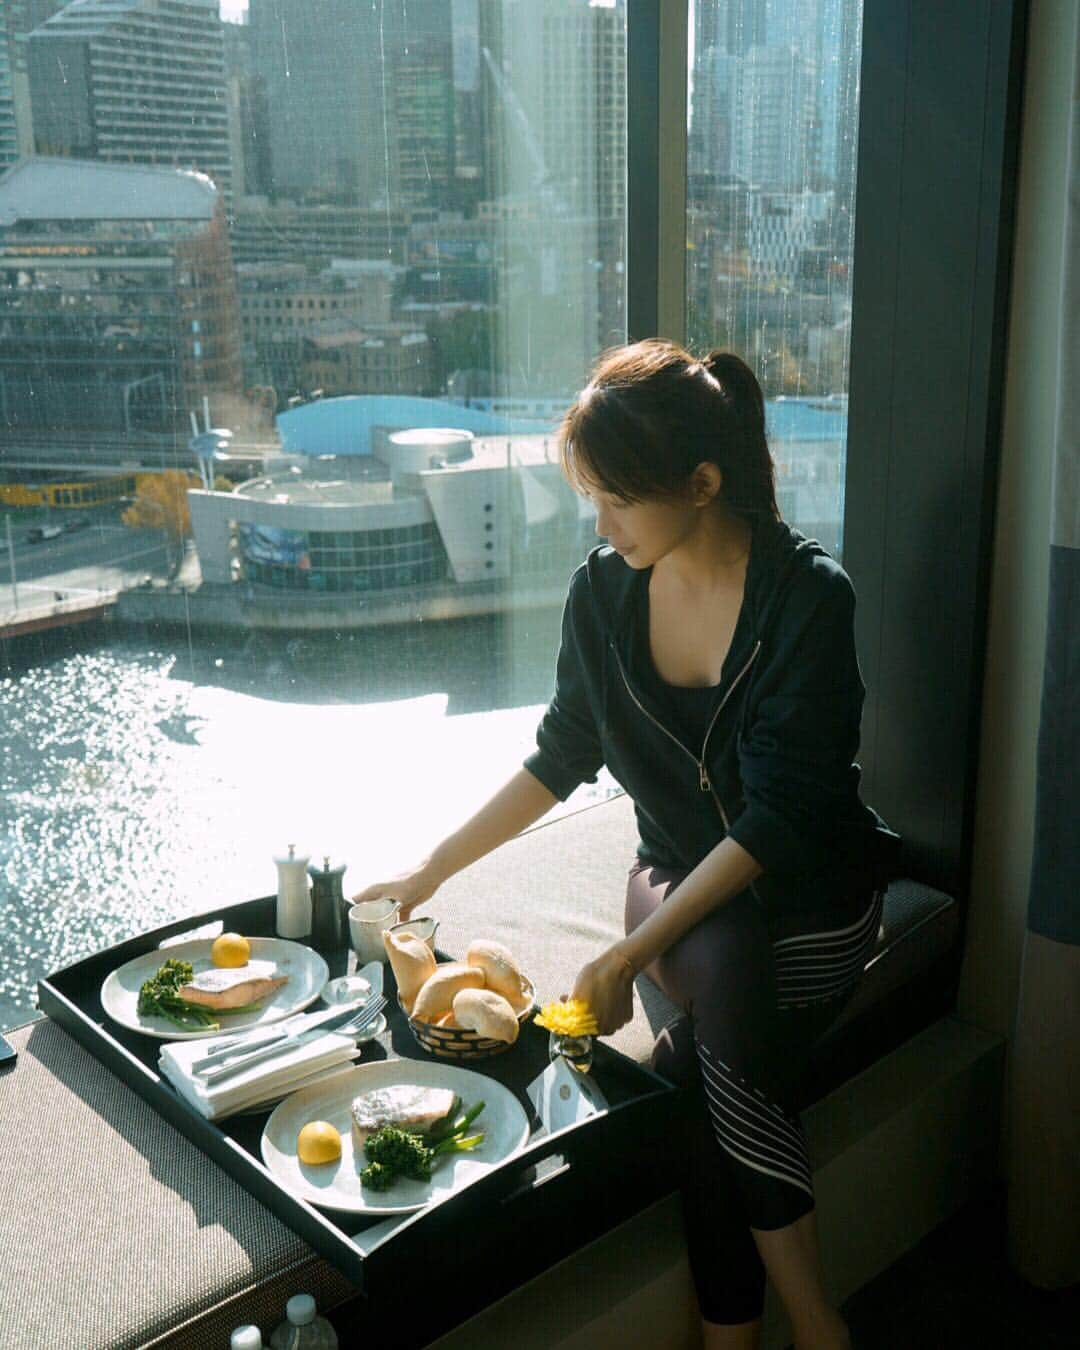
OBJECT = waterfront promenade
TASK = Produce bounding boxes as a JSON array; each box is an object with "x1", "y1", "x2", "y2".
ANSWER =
[{"x1": 0, "y1": 509, "x2": 170, "y2": 640}]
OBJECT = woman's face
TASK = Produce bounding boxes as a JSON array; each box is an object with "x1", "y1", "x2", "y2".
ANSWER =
[{"x1": 587, "y1": 485, "x2": 701, "y2": 569}]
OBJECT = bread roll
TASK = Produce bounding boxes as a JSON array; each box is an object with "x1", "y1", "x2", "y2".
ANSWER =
[
  {"x1": 453, "y1": 988, "x2": 519, "y2": 1045},
  {"x1": 383, "y1": 929, "x2": 437, "y2": 1012},
  {"x1": 411, "y1": 961, "x2": 484, "y2": 1022},
  {"x1": 465, "y1": 938, "x2": 527, "y2": 1008}
]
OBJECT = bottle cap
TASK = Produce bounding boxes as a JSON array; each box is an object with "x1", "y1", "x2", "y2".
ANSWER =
[
  {"x1": 287, "y1": 1293, "x2": 317, "y2": 1326},
  {"x1": 230, "y1": 1327, "x2": 263, "y2": 1350}
]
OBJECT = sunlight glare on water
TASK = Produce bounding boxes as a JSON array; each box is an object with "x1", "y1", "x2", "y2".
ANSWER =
[{"x1": 0, "y1": 621, "x2": 613, "y2": 1029}]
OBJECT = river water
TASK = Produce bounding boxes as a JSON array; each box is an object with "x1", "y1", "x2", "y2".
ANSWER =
[{"x1": 0, "y1": 607, "x2": 612, "y2": 1031}]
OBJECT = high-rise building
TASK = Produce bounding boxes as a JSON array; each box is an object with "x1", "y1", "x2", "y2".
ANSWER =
[
  {"x1": 689, "y1": 44, "x2": 739, "y2": 180},
  {"x1": 762, "y1": 0, "x2": 859, "y2": 188},
  {"x1": 0, "y1": 9, "x2": 17, "y2": 171},
  {"x1": 831, "y1": 0, "x2": 861, "y2": 197},
  {"x1": 491, "y1": 0, "x2": 624, "y2": 220},
  {"x1": 248, "y1": 0, "x2": 363, "y2": 203},
  {"x1": 26, "y1": 0, "x2": 231, "y2": 201},
  {"x1": 0, "y1": 157, "x2": 241, "y2": 439},
  {"x1": 696, "y1": 0, "x2": 767, "y2": 60},
  {"x1": 449, "y1": 0, "x2": 487, "y2": 211},
  {"x1": 0, "y1": 3, "x2": 67, "y2": 168},
  {"x1": 733, "y1": 44, "x2": 816, "y2": 190},
  {"x1": 249, "y1": 0, "x2": 457, "y2": 209},
  {"x1": 391, "y1": 36, "x2": 455, "y2": 209},
  {"x1": 389, "y1": 11, "x2": 456, "y2": 209},
  {"x1": 223, "y1": 18, "x2": 270, "y2": 200}
]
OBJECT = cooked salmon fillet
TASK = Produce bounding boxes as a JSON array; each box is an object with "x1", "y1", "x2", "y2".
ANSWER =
[
  {"x1": 350, "y1": 1086, "x2": 457, "y2": 1150},
  {"x1": 178, "y1": 960, "x2": 288, "y2": 1010}
]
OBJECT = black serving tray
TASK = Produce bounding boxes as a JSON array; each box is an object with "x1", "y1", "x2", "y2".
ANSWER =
[{"x1": 38, "y1": 895, "x2": 678, "y2": 1341}]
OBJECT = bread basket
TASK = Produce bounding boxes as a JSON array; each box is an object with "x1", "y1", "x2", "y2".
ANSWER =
[{"x1": 401, "y1": 978, "x2": 536, "y2": 1061}]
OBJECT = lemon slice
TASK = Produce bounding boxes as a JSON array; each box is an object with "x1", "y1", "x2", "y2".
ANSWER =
[
  {"x1": 297, "y1": 1121, "x2": 342, "y2": 1165},
  {"x1": 211, "y1": 932, "x2": 251, "y2": 968}
]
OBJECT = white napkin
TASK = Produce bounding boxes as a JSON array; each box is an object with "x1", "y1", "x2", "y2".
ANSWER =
[{"x1": 159, "y1": 1026, "x2": 362, "y2": 1121}]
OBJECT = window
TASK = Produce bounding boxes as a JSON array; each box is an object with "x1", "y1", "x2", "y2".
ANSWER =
[
  {"x1": 0, "y1": 1, "x2": 1026, "y2": 1033},
  {"x1": 0, "y1": 0, "x2": 626, "y2": 1029},
  {"x1": 687, "y1": 0, "x2": 861, "y2": 560}
]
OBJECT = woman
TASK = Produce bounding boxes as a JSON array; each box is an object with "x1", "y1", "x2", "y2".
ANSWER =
[{"x1": 355, "y1": 340, "x2": 898, "y2": 1349}]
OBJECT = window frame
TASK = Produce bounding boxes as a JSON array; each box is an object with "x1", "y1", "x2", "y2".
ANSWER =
[{"x1": 626, "y1": 0, "x2": 1029, "y2": 906}]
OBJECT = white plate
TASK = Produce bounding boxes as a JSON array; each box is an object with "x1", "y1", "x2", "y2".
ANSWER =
[
  {"x1": 320, "y1": 961, "x2": 383, "y2": 1008},
  {"x1": 260, "y1": 1059, "x2": 531, "y2": 1215},
  {"x1": 100, "y1": 937, "x2": 329, "y2": 1040}
]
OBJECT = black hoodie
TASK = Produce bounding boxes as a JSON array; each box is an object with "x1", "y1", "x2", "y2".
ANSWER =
[{"x1": 524, "y1": 518, "x2": 900, "y2": 920}]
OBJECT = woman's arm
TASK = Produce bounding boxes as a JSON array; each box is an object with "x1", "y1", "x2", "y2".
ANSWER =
[
  {"x1": 618, "y1": 835, "x2": 762, "y2": 972},
  {"x1": 426, "y1": 767, "x2": 560, "y2": 887},
  {"x1": 356, "y1": 569, "x2": 603, "y2": 917},
  {"x1": 571, "y1": 835, "x2": 763, "y2": 1034},
  {"x1": 352, "y1": 767, "x2": 558, "y2": 917}
]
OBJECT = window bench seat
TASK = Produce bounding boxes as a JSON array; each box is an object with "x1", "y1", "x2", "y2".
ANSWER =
[{"x1": 0, "y1": 794, "x2": 1002, "y2": 1349}]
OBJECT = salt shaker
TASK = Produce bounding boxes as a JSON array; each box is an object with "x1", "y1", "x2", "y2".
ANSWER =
[
  {"x1": 308, "y1": 856, "x2": 347, "y2": 952},
  {"x1": 275, "y1": 844, "x2": 311, "y2": 939}
]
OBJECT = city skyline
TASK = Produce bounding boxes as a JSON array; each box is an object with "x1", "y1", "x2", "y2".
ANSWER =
[{"x1": 0, "y1": 0, "x2": 861, "y2": 437}]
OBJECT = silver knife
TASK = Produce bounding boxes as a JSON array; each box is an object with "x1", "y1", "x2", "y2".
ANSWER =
[
  {"x1": 190, "y1": 998, "x2": 368, "y2": 1075},
  {"x1": 198, "y1": 998, "x2": 385, "y2": 1086}
]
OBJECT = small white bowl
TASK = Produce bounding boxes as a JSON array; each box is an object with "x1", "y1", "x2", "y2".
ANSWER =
[
  {"x1": 321, "y1": 960, "x2": 383, "y2": 1007},
  {"x1": 386, "y1": 916, "x2": 439, "y2": 951}
]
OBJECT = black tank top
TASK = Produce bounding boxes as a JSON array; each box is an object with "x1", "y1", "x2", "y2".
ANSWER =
[{"x1": 634, "y1": 595, "x2": 724, "y2": 751}]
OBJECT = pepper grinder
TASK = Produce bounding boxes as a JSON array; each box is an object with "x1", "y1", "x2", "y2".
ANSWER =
[
  {"x1": 274, "y1": 843, "x2": 311, "y2": 938},
  {"x1": 309, "y1": 855, "x2": 348, "y2": 953}
]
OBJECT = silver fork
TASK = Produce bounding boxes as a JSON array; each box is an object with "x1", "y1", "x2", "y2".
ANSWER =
[{"x1": 201, "y1": 995, "x2": 387, "y2": 1086}]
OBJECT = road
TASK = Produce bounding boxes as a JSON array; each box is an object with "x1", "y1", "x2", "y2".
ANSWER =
[{"x1": 1, "y1": 507, "x2": 171, "y2": 616}]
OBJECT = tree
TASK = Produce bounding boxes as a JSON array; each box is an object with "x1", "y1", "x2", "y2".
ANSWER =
[{"x1": 121, "y1": 471, "x2": 199, "y2": 541}]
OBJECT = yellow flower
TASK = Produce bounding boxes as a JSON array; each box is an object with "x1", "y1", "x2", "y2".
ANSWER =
[{"x1": 534, "y1": 999, "x2": 599, "y2": 1038}]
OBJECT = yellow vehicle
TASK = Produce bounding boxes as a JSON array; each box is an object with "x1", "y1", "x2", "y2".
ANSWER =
[{"x1": 0, "y1": 474, "x2": 138, "y2": 510}]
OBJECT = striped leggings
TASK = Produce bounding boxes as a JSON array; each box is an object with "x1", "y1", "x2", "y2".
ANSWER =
[{"x1": 626, "y1": 862, "x2": 882, "y2": 1325}]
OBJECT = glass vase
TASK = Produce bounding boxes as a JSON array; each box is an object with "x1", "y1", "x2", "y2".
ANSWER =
[{"x1": 548, "y1": 1030, "x2": 594, "y2": 1074}]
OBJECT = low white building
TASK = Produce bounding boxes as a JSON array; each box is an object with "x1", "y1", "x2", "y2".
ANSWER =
[{"x1": 190, "y1": 412, "x2": 592, "y2": 598}]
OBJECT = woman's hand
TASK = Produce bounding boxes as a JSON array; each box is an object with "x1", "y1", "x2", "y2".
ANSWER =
[
  {"x1": 570, "y1": 946, "x2": 636, "y2": 1036},
  {"x1": 351, "y1": 862, "x2": 441, "y2": 922}
]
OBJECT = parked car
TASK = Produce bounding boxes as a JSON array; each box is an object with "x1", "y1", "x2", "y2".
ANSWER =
[{"x1": 25, "y1": 524, "x2": 63, "y2": 543}]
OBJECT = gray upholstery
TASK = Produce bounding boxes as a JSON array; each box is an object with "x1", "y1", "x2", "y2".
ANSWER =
[
  {"x1": 436, "y1": 794, "x2": 958, "y2": 1066},
  {"x1": 0, "y1": 1018, "x2": 353, "y2": 1350},
  {"x1": 1, "y1": 792, "x2": 957, "y2": 1348}
]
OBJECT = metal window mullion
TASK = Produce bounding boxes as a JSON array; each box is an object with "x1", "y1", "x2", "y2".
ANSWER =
[{"x1": 627, "y1": 0, "x2": 688, "y2": 344}]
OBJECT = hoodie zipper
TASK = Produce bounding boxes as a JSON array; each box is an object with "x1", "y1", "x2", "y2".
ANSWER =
[
  {"x1": 699, "y1": 641, "x2": 761, "y2": 825},
  {"x1": 610, "y1": 638, "x2": 762, "y2": 830}
]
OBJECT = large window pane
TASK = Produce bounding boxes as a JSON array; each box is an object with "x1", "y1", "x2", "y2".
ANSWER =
[
  {"x1": 687, "y1": 0, "x2": 861, "y2": 557},
  {"x1": 0, "y1": 0, "x2": 624, "y2": 1031}
]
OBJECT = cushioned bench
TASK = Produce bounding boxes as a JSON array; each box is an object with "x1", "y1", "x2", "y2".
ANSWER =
[
  {"x1": 435, "y1": 793, "x2": 960, "y2": 1098},
  {"x1": 0, "y1": 793, "x2": 961, "y2": 1348}
]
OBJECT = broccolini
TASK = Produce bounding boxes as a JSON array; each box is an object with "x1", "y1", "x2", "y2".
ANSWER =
[
  {"x1": 137, "y1": 958, "x2": 218, "y2": 1030},
  {"x1": 359, "y1": 1100, "x2": 486, "y2": 1190}
]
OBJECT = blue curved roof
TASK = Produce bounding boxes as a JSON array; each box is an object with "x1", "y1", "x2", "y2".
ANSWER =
[
  {"x1": 276, "y1": 392, "x2": 848, "y2": 458},
  {"x1": 766, "y1": 396, "x2": 848, "y2": 443},
  {"x1": 276, "y1": 395, "x2": 553, "y2": 457}
]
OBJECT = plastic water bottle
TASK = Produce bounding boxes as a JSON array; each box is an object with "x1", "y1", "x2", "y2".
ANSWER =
[
  {"x1": 230, "y1": 1327, "x2": 263, "y2": 1350},
  {"x1": 269, "y1": 1294, "x2": 338, "y2": 1349}
]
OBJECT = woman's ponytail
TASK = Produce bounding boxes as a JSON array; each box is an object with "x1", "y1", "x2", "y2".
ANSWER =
[
  {"x1": 558, "y1": 338, "x2": 779, "y2": 522},
  {"x1": 703, "y1": 350, "x2": 766, "y2": 434}
]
